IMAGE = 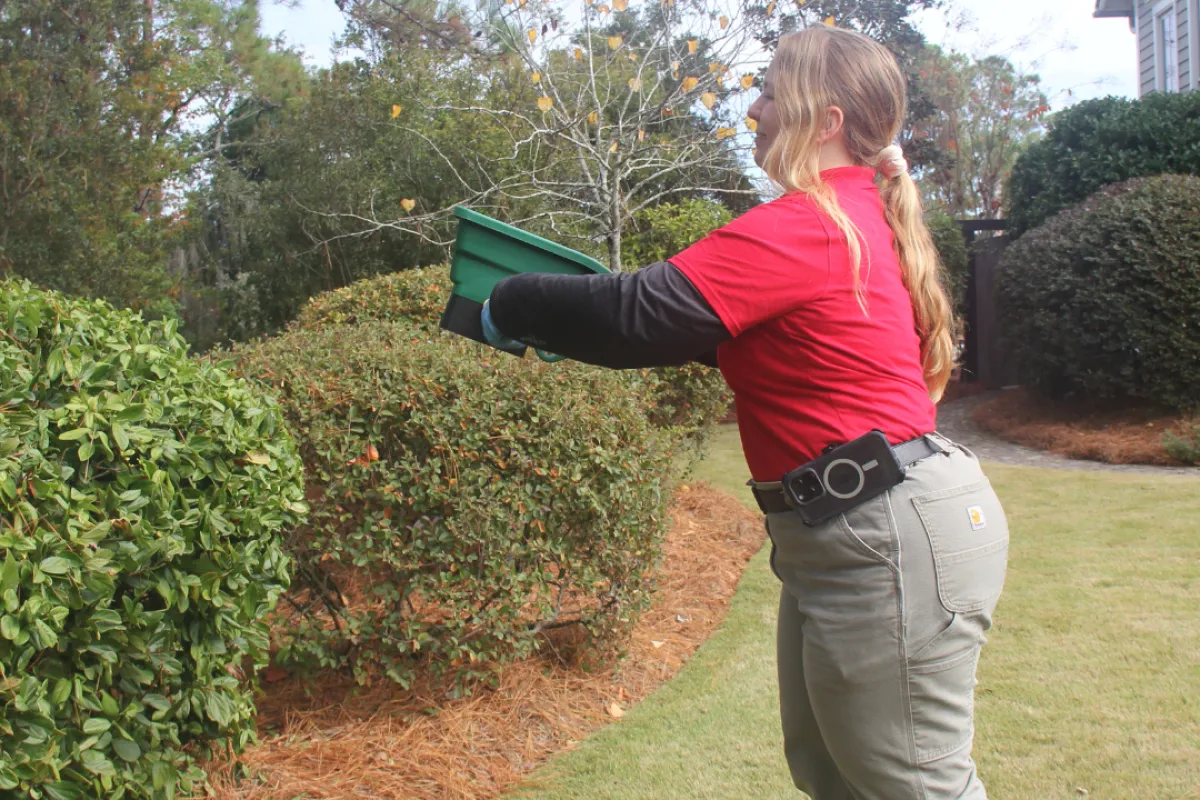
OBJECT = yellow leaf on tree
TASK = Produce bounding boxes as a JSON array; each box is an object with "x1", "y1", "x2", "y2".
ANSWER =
[
  {"x1": 824, "y1": 15, "x2": 835, "y2": 26},
  {"x1": 588, "y1": 111, "x2": 599, "y2": 124},
  {"x1": 766, "y1": 1, "x2": 776, "y2": 15},
  {"x1": 390, "y1": 104, "x2": 402, "y2": 118},
  {"x1": 531, "y1": 71, "x2": 541, "y2": 83},
  {"x1": 719, "y1": 15, "x2": 728, "y2": 29},
  {"x1": 637, "y1": 128, "x2": 645, "y2": 141},
  {"x1": 715, "y1": 74, "x2": 724, "y2": 89},
  {"x1": 574, "y1": 47, "x2": 583, "y2": 61},
  {"x1": 671, "y1": 60, "x2": 680, "y2": 70},
  {"x1": 716, "y1": 126, "x2": 736, "y2": 139},
  {"x1": 700, "y1": 91, "x2": 716, "y2": 109},
  {"x1": 400, "y1": 198, "x2": 416, "y2": 213},
  {"x1": 687, "y1": 39, "x2": 698, "y2": 54},
  {"x1": 527, "y1": 28, "x2": 537, "y2": 43},
  {"x1": 537, "y1": 96, "x2": 553, "y2": 112},
  {"x1": 608, "y1": 35, "x2": 622, "y2": 49},
  {"x1": 613, "y1": 0, "x2": 627, "y2": 9},
  {"x1": 741, "y1": 74, "x2": 754, "y2": 90},
  {"x1": 628, "y1": 77, "x2": 643, "y2": 91},
  {"x1": 628, "y1": 51, "x2": 639, "y2": 61},
  {"x1": 673, "y1": 70, "x2": 680, "y2": 79},
  {"x1": 681, "y1": 75, "x2": 699, "y2": 91},
  {"x1": 746, "y1": 116, "x2": 758, "y2": 132},
  {"x1": 597, "y1": 4, "x2": 609, "y2": 12},
  {"x1": 609, "y1": 140, "x2": 619, "y2": 152}
]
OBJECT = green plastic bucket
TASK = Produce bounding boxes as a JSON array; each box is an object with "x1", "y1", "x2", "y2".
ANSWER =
[{"x1": 441, "y1": 207, "x2": 609, "y2": 361}]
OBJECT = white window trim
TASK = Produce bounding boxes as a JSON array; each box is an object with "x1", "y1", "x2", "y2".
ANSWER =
[
  {"x1": 1191, "y1": 0, "x2": 1200, "y2": 90},
  {"x1": 1153, "y1": 0, "x2": 1180, "y2": 92}
]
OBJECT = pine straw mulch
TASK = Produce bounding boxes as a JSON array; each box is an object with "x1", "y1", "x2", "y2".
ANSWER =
[
  {"x1": 204, "y1": 484, "x2": 765, "y2": 800},
  {"x1": 971, "y1": 388, "x2": 1190, "y2": 466}
]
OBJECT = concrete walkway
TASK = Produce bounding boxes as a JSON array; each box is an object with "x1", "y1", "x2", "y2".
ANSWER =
[{"x1": 936, "y1": 392, "x2": 1200, "y2": 477}]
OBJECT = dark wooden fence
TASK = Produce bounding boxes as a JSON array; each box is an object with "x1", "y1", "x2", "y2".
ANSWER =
[{"x1": 958, "y1": 220, "x2": 1019, "y2": 390}]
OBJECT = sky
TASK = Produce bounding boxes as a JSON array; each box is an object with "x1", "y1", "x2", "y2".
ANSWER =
[{"x1": 259, "y1": 0, "x2": 1142, "y2": 109}]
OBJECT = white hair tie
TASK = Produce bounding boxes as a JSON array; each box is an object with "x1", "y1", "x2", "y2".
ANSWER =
[{"x1": 876, "y1": 145, "x2": 909, "y2": 180}]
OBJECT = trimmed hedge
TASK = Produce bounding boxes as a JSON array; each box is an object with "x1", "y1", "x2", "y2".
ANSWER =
[
  {"x1": 997, "y1": 175, "x2": 1200, "y2": 411},
  {"x1": 292, "y1": 266, "x2": 451, "y2": 331},
  {"x1": 231, "y1": 322, "x2": 676, "y2": 689},
  {"x1": 1006, "y1": 93, "x2": 1200, "y2": 237},
  {"x1": 293, "y1": 266, "x2": 731, "y2": 442},
  {"x1": 0, "y1": 281, "x2": 305, "y2": 799}
]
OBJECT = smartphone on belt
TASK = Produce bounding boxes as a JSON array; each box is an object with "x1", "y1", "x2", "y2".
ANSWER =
[{"x1": 781, "y1": 431, "x2": 906, "y2": 526}]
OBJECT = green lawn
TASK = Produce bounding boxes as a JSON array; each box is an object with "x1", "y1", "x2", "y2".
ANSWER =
[{"x1": 509, "y1": 425, "x2": 1200, "y2": 800}]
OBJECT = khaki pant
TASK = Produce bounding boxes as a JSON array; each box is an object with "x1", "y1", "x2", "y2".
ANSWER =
[{"x1": 761, "y1": 437, "x2": 1008, "y2": 799}]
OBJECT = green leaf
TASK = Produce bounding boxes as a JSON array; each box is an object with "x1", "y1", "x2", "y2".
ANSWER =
[
  {"x1": 205, "y1": 691, "x2": 234, "y2": 727},
  {"x1": 58, "y1": 428, "x2": 91, "y2": 442},
  {"x1": 79, "y1": 748, "x2": 116, "y2": 776},
  {"x1": 44, "y1": 782, "x2": 86, "y2": 800},
  {"x1": 111, "y1": 423, "x2": 129, "y2": 451},
  {"x1": 112, "y1": 739, "x2": 141, "y2": 762},
  {"x1": 39, "y1": 556, "x2": 70, "y2": 575},
  {"x1": 246, "y1": 452, "x2": 271, "y2": 465},
  {"x1": 82, "y1": 718, "x2": 112, "y2": 735},
  {"x1": 0, "y1": 553, "x2": 18, "y2": 594},
  {"x1": 0, "y1": 615, "x2": 19, "y2": 640}
]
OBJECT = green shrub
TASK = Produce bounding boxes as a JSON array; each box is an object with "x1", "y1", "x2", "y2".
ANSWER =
[
  {"x1": 1163, "y1": 418, "x2": 1200, "y2": 465},
  {"x1": 624, "y1": 199, "x2": 733, "y2": 268},
  {"x1": 0, "y1": 281, "x2": 305, "y2": 799},
  {"x1": 295, "y1": 266, "x2": 731, "y2": 443},
  {"x1": 230, "y1": 322, "x2": 675, "y2": 690},
  {"x1": 926, "y1": 211, "x2": 969, "y2": 310},
  {"x1": 292, "y1": 265, "x2": 451, "y2": 332},
  {"x1": 996, "y1": 175, "x2": 1200, "y2": 411},
  {"x1": 1006, "y1": 93, "x2": 1200, "y2": 237}
]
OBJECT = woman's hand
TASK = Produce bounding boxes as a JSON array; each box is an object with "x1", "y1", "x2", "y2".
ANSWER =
[{"x1": 481, "y1": 300, "x2": 528, "y2": 352}]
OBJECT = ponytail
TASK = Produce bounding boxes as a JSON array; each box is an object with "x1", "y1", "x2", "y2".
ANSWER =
[
  {"x1": 766, "y1": 26, "x2": 957, "y2": 401},
  {"x1": 880, "y1": 172, "x2": 955, "y2": 401}
]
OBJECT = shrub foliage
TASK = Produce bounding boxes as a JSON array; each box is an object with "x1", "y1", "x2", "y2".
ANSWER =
[
  {"x1": 232, "y1": 322, "x2": 676, "y2": 689},
  {"x1": 0, "y1": 281, "x2": 305, "y2": 799},
  {"x1": 997, "y1": 175, "x2": 1200, "y2": 411},
  {"x1": 1006, "y1": 93, "x2": 1200, "y2": 237},
  {"x1": 294, "y1": 266, "x2": 731, "y2": 440}
]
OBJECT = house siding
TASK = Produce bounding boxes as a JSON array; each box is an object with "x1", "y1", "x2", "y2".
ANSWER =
[{"x1": 1138, "y1": 0, "x2": 1197, "y2": 94}]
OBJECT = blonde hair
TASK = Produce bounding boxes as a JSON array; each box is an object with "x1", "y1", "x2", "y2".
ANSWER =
[{"x1": 761, "y1": 26, "x2": 955, "y2": 401}]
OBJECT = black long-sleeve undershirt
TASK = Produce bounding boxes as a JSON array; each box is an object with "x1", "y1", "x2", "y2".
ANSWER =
[{"x1": 487, "y1": 261, "x2": 731, "y2": 370}]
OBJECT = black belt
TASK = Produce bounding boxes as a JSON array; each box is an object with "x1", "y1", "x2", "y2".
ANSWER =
[{"x1": 750, "y1": 435, "x2": 943, "y2": 515}]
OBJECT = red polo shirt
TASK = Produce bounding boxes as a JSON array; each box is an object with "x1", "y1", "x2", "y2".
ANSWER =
[{"x1": 670, "y1": 166, "x2": 937, "y2": 481}]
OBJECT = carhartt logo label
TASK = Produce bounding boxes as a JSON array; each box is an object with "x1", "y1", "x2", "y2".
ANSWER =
[{"x1": 968, "y1": 506, "x2": 987, "y2": 530}]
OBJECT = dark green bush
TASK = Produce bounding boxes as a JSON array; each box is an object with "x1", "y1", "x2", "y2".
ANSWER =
[
  {"x1": 231, "y1": 322, "x2": 675, "y2": 690},
  {"x1": 996, "y1": 175, "x2": 1200, "y2": 411},
  {"x1": 294, "y1": 266, "x2": 731, "y2": 443},
  {"x1": 0, "y1": 281, "x2": 305, "y2": 799},
  {"x1": 1006, "y1": 93, "x2": 1200, "y2": 237},
  {"x1": 926, "y1": 211, "x2": 969, "y2": 310}
]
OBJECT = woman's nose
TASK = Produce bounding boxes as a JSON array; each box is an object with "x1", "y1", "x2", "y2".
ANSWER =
[{"x1": 747, "y1": 97, "x2": 762, "y2": 121}]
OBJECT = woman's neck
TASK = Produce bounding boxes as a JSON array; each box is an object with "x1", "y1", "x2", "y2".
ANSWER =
[{"x1": 817, "y1": 139, "x2": 857, "y2": 172}]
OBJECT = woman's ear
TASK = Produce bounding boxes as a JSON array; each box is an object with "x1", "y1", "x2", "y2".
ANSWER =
[{"x1": 819, "y1": 106, "x2": 845, "y2": 143}]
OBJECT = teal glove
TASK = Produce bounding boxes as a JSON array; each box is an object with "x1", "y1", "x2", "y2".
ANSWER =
[{"x1": 481, "y1": 300, "x2": 527, "y2": 352}]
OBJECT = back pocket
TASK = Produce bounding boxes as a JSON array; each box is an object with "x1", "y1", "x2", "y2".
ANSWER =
[{"x1": 912, "y1": 480, "x2": 1008, "y2": 614}]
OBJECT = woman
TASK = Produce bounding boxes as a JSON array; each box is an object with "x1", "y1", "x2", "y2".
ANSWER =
[{"x1": 481, "y1": 25, "x2": 1008, "y2": 800}]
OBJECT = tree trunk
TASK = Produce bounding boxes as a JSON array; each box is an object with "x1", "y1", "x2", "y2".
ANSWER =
[{"x1": 607, "y1": 229, "x2": 622, "y2": 273}]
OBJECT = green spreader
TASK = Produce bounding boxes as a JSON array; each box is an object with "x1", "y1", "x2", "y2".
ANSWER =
[{"x1": 440, "y1": 206, "x2": 609, "y2": 362}]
